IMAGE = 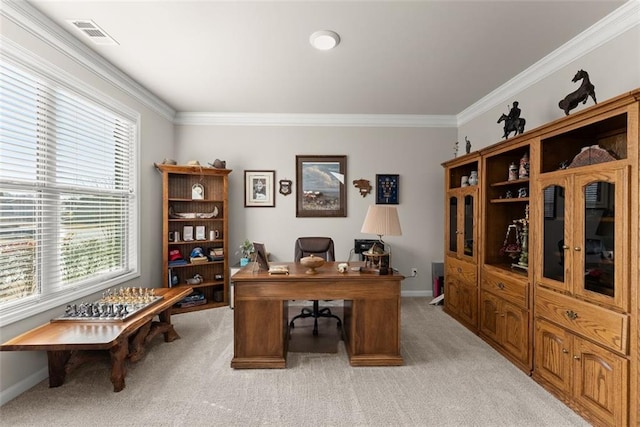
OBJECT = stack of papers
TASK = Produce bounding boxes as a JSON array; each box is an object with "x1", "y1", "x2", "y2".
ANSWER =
[{"x1": 268, "y1": 265, "x2": 289, "y2": 275}]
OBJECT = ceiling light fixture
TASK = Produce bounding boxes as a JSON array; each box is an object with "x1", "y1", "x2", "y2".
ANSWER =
[{"x1": 309, "y1": 30, "x2": 340, "y2": 50}]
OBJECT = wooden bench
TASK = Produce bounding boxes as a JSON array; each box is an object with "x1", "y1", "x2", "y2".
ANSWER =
[{"x1": 0, "y1": 287, "x2": 192, "y2": 392}]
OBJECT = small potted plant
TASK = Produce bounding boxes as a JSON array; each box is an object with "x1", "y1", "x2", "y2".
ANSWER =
[{"x1": 237, "y1": 239, "x2": 254, "y2": 267}]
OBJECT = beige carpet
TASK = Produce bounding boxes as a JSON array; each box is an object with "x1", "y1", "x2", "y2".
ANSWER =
[{"x1": 0, "y1": 298, "x2": 589, "y2": 426}]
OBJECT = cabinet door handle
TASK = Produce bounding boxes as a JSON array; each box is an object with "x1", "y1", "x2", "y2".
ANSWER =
[
  {"x1": 562, "y1": 244, "x2": 570, "y2": 250},
  {"x1": 497, "y1": 282, "x2": 505, "y2": 290},
  {"x1": 565, "y1": 310, "x2": 579, "y2": 320},
  {"x1": 562, "y1": 348, "x2": 569, "y2": 354},
  {"x1": 573, "y1": 355, "x2": 581, "y2": 360},
  {"x1": 574, "y1": 246, "x2": 581, "y2": 251}
]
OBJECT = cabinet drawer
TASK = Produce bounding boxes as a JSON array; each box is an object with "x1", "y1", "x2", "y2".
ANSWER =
[
  {"x1": 535, "y1": 287, "x2": 628, "y2": 355},
  {"x1": 481, "y1": 269, "x2": 528, "y2": 308},
  {"x1": 445, "y1": 256, "x2": 476, "y2": 286}
]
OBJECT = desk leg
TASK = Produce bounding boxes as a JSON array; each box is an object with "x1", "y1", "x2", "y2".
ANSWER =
[
  {"x1": 231, "y1": 299, "x2": 287, "y2": 368},
  {"x1": 47, "y1": 350, "x2": 71, "y2": 388},
  {"x1": 109, "y1": 338, "x2": 129, "y2": 392},
  {"x1": 347, "y1": 297, "x2": 403, "y2": 366}
]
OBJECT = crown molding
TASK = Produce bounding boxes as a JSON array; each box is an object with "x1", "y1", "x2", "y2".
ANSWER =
[
  {"x1": 174, "y1": 112, "x2": 457, "y2": 127},
  {"x1": 2, "y1": 0, "x2": 635, "y2": 129},
  {"x1": 457, "y1": 0, "x2": 640, "y2": 126},
  {"x1": 0, "y1": 0, "x2": 175, "y2": 121}
]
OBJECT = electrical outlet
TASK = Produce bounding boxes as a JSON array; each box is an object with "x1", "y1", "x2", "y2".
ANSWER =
[{"x1": 411, "y1": 268, "x2": 418, "y2": 277}]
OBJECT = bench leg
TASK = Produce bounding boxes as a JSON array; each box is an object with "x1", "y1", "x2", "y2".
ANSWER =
[
  {"x1": 158, "y1": 308, "x2": 180, "y2": 342},
  {"x1": 47, "y1": 350, "x2": 71, "y2": 388},
  {"x1": 128, "y1": 321, "x2": 152, "y2": 363},
  {"x1": 109, "y1": 339, "x2": 129, "y2": 392}
]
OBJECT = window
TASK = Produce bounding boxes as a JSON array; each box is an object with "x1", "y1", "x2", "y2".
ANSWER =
[{"x1": 0, "y1": 51, "x2": 139, "y2": 324}]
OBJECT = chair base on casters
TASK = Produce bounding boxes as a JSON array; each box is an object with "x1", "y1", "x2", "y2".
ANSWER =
[{"x1": 289, "y1": 300, "x2": 342, "y2": 336}]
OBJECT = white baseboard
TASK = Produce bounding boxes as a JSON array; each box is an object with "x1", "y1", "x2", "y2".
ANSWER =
[
  {"x1": 0, "y1": 366, "x2": 48, "y2": 406},
  {"x1": 401, "y1": 290, "x2": 431, "y2": 298}
]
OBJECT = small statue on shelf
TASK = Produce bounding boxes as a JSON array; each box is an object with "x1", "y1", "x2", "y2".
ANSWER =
[
  {"x1": 453, "y1": 140, "x2": 459, "y2": 158},
  {"x1": 514, "y1": 205, "x2": 530, "y2": 270},
  {"x1": 500, "y1": 224, "x2": 521, "y2": 261},
  {"x1": 558, "y1": 69, "x2": 597, "y2": 115},
  {"x1": 518, "y1": 152, "x2": 530, "y2": 179},
  {"x1": 465, "y1": 136, "x2": 471, "y2": 154},
  {"x1": 497, "y1": 102, "x2": 526, "y2": 139},
  {"x1": 517, "y1": 187, "x2": 528, "y2": 198}
]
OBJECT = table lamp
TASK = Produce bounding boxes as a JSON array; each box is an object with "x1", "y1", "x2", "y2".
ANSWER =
[{"x1": 360, "y1": 205, "x2": 402, "y2": 274}]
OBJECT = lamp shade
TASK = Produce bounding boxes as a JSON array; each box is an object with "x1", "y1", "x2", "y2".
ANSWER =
[{"x1": 361, "y1": 205, "x2": 402, "y2": 237}]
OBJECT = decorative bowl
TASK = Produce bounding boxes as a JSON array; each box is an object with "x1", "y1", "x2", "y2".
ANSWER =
[{"x1": 300, "y1": 255, "x2": 325, "y2": 274}]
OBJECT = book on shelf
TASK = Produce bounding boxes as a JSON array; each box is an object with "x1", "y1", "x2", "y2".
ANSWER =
[
  {"x1": 208, "y1": 247, "x2": 224, "y2": 261},
  {"x1": 174, "y1": 292, "x2": 206, "y2": 308},
  {"x1": 268, "y1": 264, "x2": 289, "y2": 275},
  {"x1": 174, "y1": 298, "x2": 207, "y2": 308},
  {"x1": 190, "y1": 257, "x2": 209, "y2": 264},
  {"x1": 212, "y1": 248, "x2": 224, "y2": 256}
]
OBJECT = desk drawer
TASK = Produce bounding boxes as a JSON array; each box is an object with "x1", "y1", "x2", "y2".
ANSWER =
[
  {"x1": 535, "y1": 287, "x2": 628, "y2": 355},
  {"x1": 481, "y1": 269, "x2": 528, "y2": 308},
  {"x1": 445, "y1": 256, "x2": 476, "y2": 286}
]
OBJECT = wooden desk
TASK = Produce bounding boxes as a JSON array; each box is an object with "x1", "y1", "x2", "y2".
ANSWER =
[
  {"x1": 231, "y1": 262, "x2": 404, "y2": 368},
  {"x1": 0, "y1": 287, "x2": 192, "y2": 392}
]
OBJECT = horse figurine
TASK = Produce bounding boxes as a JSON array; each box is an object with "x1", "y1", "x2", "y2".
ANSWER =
[
  {"x1": 497, "y1": 114, "x2": 525, "y2": 139},
  {"x1": 558, "y1": 69, "x2": 597, "y2": 115}
]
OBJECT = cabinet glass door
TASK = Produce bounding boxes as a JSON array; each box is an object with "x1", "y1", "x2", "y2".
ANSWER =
[
  {"x1": 448, "y1": 195, "x2": 458, "y2": 253},
  {"x1": 573, "y1": 167, "x2": 628, "y2": 310},
  {"x1": 538, "y1": 176, "x2": 570, "y2": 293},
  {"x1": 463, "y1": 194, "x2": 474, "y2": 257},
  {"x1": 582, "y1": 181, "x2": 615, "y2": 297}
]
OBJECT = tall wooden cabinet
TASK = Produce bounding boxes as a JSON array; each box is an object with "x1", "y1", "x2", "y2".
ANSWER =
[
  {"x1": 442, "y1": 89, "x2": 639, "y2": 426},
  {"x1": 155, "y1": 164, "x2": 231, "y2": 313},
  {"x1": 442, "y1": 154, "x2": 480, "y2": 332},
  {"x1": 531, "y1": 100, "x2": 636, "y2": 426},
  {"x1": 480, "y1": 140, "x2": 532, "y2": 372}
]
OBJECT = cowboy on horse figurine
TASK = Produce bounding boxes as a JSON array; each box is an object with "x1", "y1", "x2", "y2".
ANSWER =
[{"x1": 498, "y1": 101, "x2": 526, "y2": 139}]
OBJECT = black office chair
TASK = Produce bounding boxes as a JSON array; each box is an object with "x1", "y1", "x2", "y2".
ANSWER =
[{"x1": 289, "y1": 237, "x2": 342, "y2": 336}]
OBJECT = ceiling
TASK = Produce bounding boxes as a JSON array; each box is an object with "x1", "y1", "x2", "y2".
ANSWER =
[{"x1": 27, "y1": 1, "x2": 626, "y2": 116}]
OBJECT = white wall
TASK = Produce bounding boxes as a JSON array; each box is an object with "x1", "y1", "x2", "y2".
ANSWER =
[
  {"x1": 174, "y1": 125, "x2": 455, "y2": 292},
  {"x1": 459, "y1": 26, "x2": 640, "y2": 150},
  {"x1": 0, "y1": 12, "x2": 175, "y2": 403}
]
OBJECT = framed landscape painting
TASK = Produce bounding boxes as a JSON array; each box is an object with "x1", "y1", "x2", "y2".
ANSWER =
[{"x1": 296, "y1": 155, "x2": 346, "y2": 217}]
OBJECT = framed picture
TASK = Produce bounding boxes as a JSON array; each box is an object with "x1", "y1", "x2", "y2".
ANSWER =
[
  {"x1": 244, "y1": 170, "x2": 275, "y2": 207},
  {"x1": 296, "y1": 155, "x2": 346, "y2": 217},
  {"x1": 376, "y1": 174, "x2": 399, "y2": 204}
]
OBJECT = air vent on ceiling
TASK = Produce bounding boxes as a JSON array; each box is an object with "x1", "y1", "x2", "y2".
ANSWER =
[{"x1": 67, "y1": 20, "x2": 118, "y2": 45}]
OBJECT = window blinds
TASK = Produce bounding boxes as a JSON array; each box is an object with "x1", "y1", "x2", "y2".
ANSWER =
[{"x1": 0, "y1": 58, "x2": 137, "y2": 308}]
